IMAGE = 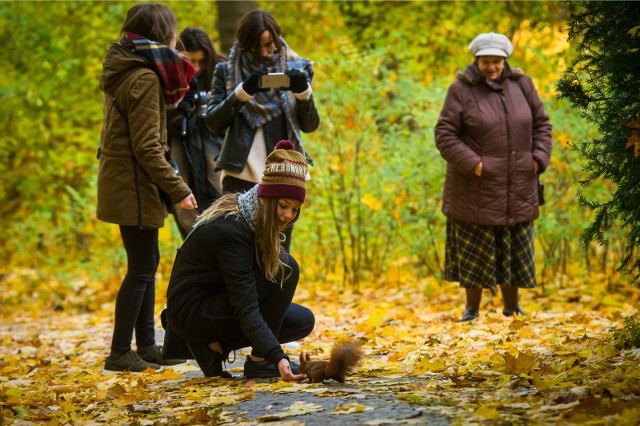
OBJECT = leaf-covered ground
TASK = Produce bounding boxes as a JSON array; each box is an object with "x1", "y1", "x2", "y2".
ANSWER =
[{"x1": 1, "y1": 273, "x2": 639, "y2": 425}]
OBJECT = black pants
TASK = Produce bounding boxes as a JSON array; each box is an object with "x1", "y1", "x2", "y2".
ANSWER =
[
  {"x1": 109, "y1": 225, "x2": 159, "y2": 357},
  {"x1": 172, "y1": 254, "x2": 314, "y2": 357},
  {"x1": 222, "y1": 175, "x2": 254, "y2": 195}
]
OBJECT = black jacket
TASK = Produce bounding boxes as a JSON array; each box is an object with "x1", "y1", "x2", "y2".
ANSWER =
[
  {"x1": 204, "y1": 62, "x2": 319, "y2": 173},
  {"x1": 166, "y1": 214, "x2": 287, "y2": 366}
]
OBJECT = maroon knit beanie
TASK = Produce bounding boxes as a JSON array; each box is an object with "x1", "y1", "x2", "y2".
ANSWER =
[{"x1": 257, "y1": 140, "x2": 307, "y2": 202}]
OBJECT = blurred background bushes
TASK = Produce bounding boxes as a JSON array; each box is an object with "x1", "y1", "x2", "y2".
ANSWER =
[{"x1": 0, "y1": 1, "x2": 622, "y2": 311}]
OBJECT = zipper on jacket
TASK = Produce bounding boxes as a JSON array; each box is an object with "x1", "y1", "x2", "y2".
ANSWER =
[{"x1": 501, "y1": 93, "x2": 514, "y2": 225}]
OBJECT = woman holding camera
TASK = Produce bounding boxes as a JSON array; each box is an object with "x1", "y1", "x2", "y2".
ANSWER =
[
  {"x1": 203, "y1": 9, "x2": 319, "y2": 196},
  {"x1": 434, "y1": 32, "x2": 552, "y2": 322},
  {"x1": 97, "y1": 3, "x2": 197, "y2": 372},
  {"x1": 169, "y1": 27, "x2": 227, "y2": 237}
]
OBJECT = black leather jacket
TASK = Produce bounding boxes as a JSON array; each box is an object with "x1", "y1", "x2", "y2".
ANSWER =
[{"x1": 204, "y1": 62, "x2": 319, "y2": 173}]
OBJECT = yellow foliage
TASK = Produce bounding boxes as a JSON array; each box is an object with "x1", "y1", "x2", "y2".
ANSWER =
[
  {"x1": 415, "y1": 358, "x2": 449, "y2": 373},
  {"x1": 361, "y1": 193, "x2": 383, "y2": 212},
  {"x1": 473, "y1": 404, "x2": 501, "y2": 420}
]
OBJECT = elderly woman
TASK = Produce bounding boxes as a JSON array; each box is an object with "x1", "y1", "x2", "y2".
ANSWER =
[{"x1": 434, "y1": 32, "x2": 552, "y2": 321}]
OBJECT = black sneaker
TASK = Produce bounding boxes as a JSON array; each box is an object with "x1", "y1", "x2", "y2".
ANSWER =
[
  {"x1": 104, "y1": 350, "x2": 162, "y2": 372},
  {"x1": 244, "y1": 356, "x2": 299, "y2": 379},
  {"x1": 138, "y1": 345, "x2": 185, "y2": 366},
  {"x1": 187, "y1": 342, "x2": 232, "y2": 378}
]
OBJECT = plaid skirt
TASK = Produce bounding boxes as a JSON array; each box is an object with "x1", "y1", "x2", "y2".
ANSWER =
[{"x1": 444, "y1": 218, "x2": 537, "y2": 289}]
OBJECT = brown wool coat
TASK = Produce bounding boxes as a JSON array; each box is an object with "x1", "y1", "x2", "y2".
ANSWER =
[
  {"x1": 97, "y1": 43, "x2": 191, "y2": 228},
  {"x1": 434, "y1": 64, "x2": 552, "y2": 227}
]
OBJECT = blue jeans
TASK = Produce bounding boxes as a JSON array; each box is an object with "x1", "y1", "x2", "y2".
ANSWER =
[{"x1": 109, "y1": 225, "x2": 159, "y2": 357}]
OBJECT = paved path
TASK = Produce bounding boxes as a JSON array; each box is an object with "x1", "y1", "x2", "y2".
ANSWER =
[
  {"x1": 168, "y1": 360, "x2": 450, "y2": 424},
  {"x1": 158, "y1": 332, "x2": 450, "y2": 425}
]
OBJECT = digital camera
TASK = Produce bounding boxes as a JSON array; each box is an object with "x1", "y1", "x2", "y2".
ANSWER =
[{"x1": 193, "y1": 91, "x2": 210, "y2": 119}]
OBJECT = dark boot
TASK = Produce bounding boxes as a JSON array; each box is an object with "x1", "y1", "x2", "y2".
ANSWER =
[
  {"x1": 461, "y1": 288, "x2": 482, "y2": 321},
  {"x1": 501, "y1": 285, "x2": 526, "y2": 317},
  {"x1": 186, "y1": 342, "x2": 232, "y2": 378}
]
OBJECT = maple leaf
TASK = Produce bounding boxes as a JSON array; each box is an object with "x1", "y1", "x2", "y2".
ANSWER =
[
  {"x1": 625, "y1": 130, "x2": 640, "y2": 158},
  {"x1": 415, "y1": 358, "x2": 448, "y2": 373},
  {"x1": 503, "y1": 351, "x2": 539, "y2": 375},
  {"x1": 331, "y1": 403, "x2": 373, "y2": 414},
  {"x1": 473, "y1": 404, "x2": 501, "y2": 420},
  {"x1": 255, "y1": 401, "x2": 324, "y2": 421}
]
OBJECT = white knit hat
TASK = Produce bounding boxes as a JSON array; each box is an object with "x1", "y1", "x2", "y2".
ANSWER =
[{"x1": 468, "y1": 32, "x2": 513, "y2": 58}]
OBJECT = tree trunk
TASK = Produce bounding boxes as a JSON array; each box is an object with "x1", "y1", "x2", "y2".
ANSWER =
[{"x1": 216, "y1": 0, "x2": 258, "y2": 56}]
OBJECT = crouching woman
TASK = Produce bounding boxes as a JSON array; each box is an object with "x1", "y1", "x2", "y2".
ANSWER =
[{"x1": 164, "y1": 140, "x2": 313, "y2": 381}]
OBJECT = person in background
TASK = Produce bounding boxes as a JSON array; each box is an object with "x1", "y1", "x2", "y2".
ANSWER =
[
  {"x1": 203, "y1": 9, "x2": 319, "y2": 196},
  {"x1": 97, "y1": 3, "x2": 197, "y2": 372},
  {"x1": 163, "y1": 140, "x2": 314, "y2": 380},
  {"x1": 434, "y1": 32, "x2": 552, "y2": 321},
  {"x1": 169, "y1": 26, "x2": 226, "y2": 238}
]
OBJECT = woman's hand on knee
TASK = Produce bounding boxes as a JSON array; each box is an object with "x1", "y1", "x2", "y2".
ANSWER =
[{"x1": 278, "y1": 358, "x2": 307, "y2": 382}]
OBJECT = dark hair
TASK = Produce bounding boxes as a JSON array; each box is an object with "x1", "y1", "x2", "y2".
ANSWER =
[
  {"x1": 236, "y1": 9, "x2": 283, "y2": 66},
  {"x1": 178, "y1": 27, "x2": 218, "y2": 91},
  {"x1": 122, "y1": 3, "x2": 177, "y2": 46}
]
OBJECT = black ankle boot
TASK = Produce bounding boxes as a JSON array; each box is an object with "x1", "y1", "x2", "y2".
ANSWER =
[
  {"x1": 461, "y1": 309, "x2": 479, "y2": 321},
  {"x1": 460, "y1": 288, "x2": 482, "y2": 321},
  {"x1": 187, "y1": 343, "x2": 232, "y2": 378},
  {"x1": 501, "y1": 285, "x2": 526, "y2": 317},
  {"x1": 503, "y1": 307, "x2": 526, "y2": 317}
]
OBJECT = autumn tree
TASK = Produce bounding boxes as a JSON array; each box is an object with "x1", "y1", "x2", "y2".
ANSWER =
[
  {"x1": 216, "y1": 0, "x2": 257, "y2": 54},
  {"x1": 557, "y1": 1, "x2": 640, "y2": 282}
]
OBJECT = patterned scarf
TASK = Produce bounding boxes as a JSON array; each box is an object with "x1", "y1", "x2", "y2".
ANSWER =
[
  {"x1": 237, "y1": 185, "x2": 259, "y2": 231},
  {"x1": 226, "y1": 37, "x2": 310, "y2": 150},
  {"x1": 120, "y1": 32, "x2": 196, "y2": 107}
]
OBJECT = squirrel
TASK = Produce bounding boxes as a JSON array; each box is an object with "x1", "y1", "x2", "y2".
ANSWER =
[{"x1": 299, "y1": 342, "x2": 363, "y2": 383}]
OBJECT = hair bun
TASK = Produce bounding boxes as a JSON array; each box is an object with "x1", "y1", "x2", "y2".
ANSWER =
[{"x1": 275, "y1": 140, "x2": 295, "y2": 150}]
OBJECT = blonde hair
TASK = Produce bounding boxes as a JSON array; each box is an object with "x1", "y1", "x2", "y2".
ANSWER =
[
  {"x1": 195, "y1": 194, "x2": 298, "y2": 282},
  {"x1": 195, "y1": 193, "x2": 239, "y2": 224}
]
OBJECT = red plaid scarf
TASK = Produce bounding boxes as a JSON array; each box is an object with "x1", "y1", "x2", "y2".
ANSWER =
[{"x1": 120, "y1": 32, "x2": 195, "y2": 107}]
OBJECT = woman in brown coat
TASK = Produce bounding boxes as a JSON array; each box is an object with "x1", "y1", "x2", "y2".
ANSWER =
[
  {"x1": 97, "y1": 3, "x2": 197, "y2": 371},
  {"x1": 434, "y1": 32, "x2": 552, "y2": 321}
]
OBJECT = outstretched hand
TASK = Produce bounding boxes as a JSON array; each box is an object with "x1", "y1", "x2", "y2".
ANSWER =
[
  {"x1": 285, "y1": 69, "x2": 309, "y2": 94},
  {"x1": 277, "y1": 358, "x2": 307, "y2": 382}
]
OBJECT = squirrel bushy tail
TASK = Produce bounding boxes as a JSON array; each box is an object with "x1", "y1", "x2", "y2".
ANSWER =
[
  {"x1": 300, "y1": 342, "x2": 363, "y2": 383},
  {"x1": 324, "y1": 343, "x2": 363, "y2": 382}
]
